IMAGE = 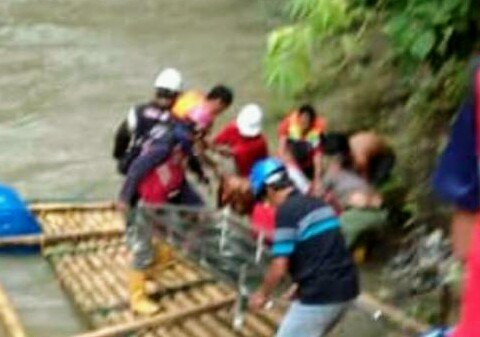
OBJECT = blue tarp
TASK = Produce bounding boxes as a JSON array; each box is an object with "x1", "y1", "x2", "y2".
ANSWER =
[{"x1": 0, "y1": 183, "x2": 40, "y2": 254}]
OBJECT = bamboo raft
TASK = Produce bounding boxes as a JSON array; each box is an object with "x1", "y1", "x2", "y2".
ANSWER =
[
  {"x1": 1, "y1": 203, "x2": 285, "y2": 337},
  {"x1": 0, "y1": 202, "x2": 430, "y2": 337}
]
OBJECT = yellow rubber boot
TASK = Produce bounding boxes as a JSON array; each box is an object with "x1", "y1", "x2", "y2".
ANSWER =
[
  {"x1": 128, "y1": 269, "x2": 160, "y2": 316},
  {"x1": 147, "y1": 242, "x2": 175, "y2": 280},
  {"x1": 154, "y1": 242, "x2": 175, "y2": 270}
]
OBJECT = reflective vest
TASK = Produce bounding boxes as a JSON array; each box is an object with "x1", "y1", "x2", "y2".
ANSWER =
[
  {"x1": 172, "y1": 91, "x2": 205, "y2": 120},
  {"x1": 117, "y1": 103, "x2": 171, "y2": 175},
  {"x1": 285, "y1": 111, "x2": 326, "y2": 148}
]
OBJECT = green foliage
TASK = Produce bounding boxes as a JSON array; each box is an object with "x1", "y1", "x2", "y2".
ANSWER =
[
  {"x1": 264, "y1": 25, "x2": 313, "y2": 96},
  {"x1": 264, "y1": 0, "x2": 479, "y2": 97},
  {"x1": 262, "y1": 0, "x2": 480, "y2": 229},
  {"x1": 383, "y1": 0, "x2": 477, "y2": 62},
  {"x1": 264, "y1": 0, "x2": 350, "y2": 96}
]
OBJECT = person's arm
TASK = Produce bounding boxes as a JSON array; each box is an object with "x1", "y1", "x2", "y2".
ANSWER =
[
  {"x1": 113, "y1": 120, "x2": 131, "y2": 160},
  {"x1": 211, "y1": 124, "x2": 234, "y2": 157},
  {"x1": 451, "y1": 209, "x2": 478, "y2": 261},
  {"x1": 249, "y1": 206, "x2": 296, "y2": 311},
  {"x1": 249, "y1": 257, "x2": 289, "y2": 310},
  {"x1": 187, "y1": 154, "x2": 209, "y2": 184},
  {"x1": 212, "y1": 124, "x2": 233, "y2": 146},
  {"x1": 311, "y1": 150, "x2": 323, "y2": 196},
  {"x1": 277, "y1": 119, "x2": 294, "y2": 163},
  {"x1": 277, "y1": 136, "x2": 291, "y2": 162}
]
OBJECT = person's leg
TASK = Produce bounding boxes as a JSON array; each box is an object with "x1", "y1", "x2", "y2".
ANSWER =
[
  {"x1": 340, "y1": 208, "x2": 387, "y2": 241},
  {"x1": 125, "y1": 207, "x2": 159, "y2": 315},
  {"x1": 275, "y1": 301, "x2": 350, "y2": 337},
  {"x1": 174, "y1": 181, "x2": 204, "y2": 207},
  {"x1": 126, "y1": 208, "x2": 155, "y2": 270}
]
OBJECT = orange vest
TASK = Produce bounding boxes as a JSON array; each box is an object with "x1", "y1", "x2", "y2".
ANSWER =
[
  {"x1": 172, "y1": 90, "x2": 205, "y2": 120},
  {"x1": 285, "y1": 111, "x2": 326, "y2": 147}
]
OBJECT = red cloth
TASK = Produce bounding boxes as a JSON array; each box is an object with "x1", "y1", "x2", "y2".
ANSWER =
[
  {"x1": 137, "y1": 150, "x2": 185, "y2": 204},
  {"x1": 453, "y1": 222, "x2": 480, "y2": 337},
  {"x1": 213, "y1": 122, "x2": 268, "y2": 177},
  {"x1": 250, "y1": 202, "x2": 276, "y2": 242},
  {"x1": 453, "y1": 64, "x2": 480, "y2": 336}
]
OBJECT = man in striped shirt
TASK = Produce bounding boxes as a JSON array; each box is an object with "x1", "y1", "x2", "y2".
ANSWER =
[{"x1": 248, "y1": 158, "x2": 359, "y2": 337}]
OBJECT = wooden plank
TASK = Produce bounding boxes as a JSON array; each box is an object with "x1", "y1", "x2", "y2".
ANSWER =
[
  {"x1": 0, "y1": 283, "x2": 27, "y2": 337},
  {"x1": 0, "y1": 228, "x2": 124, "y2": 247},
  {"x1": 29, "y1": 201, "x2": 115, "y2": 212},
  {"x1": 70, "y1": 295, "x2": 236, "y2": 337}
]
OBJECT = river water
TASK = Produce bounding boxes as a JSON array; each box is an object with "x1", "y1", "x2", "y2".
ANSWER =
[
  {"x1": 0, "y1": 0, "x2": 270, "y2": 201},
  {"x1": 0, "y1": 1, "x2": 400, "y2": 336},
  {"x1": 0, "y1": 0, "x2": 268, "y2": 335}
]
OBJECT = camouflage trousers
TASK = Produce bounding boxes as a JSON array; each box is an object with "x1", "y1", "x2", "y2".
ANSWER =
[{"x1": 125, "y1": 207, "x2": 155, "y2": 270}]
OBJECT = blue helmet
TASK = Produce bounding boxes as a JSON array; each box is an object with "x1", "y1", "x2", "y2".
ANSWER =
[{"x1": 249, "y1": 157, "x2": 286, "y2": 197}]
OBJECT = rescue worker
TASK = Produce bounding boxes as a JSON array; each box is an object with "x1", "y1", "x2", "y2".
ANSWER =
[
  {"x1": 432, "y1": 57, "x2": 480, "y2": 337},
  {"x1": 113, "y1": 67, "x2": 183, "y2": 175},
  {"x1": 118, "y1": 118, "x2": 207, "y2": 316},
  {"x1": 248, "y1": 158, "x2": 359, "y2": 337},
  {"x1": 277, "y1": 105, "x2": 326, "y2": 196},
  {"x1": 213, "y1": 104, "x2": 268, "y2": 177}
]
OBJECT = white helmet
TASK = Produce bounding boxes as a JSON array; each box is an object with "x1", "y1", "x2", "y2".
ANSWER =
[
  {"x1": 154, "y1": 68, "x2": 183, "y2": 92},
  {"x1": 236, "y1": 104, "x2": 263, "y2": 137}
]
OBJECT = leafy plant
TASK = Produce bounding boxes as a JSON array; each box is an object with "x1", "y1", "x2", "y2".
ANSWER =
[
  {"x1": 264, "y1": 0, "x2": 479, "y2": 97},
  {"x1": 264, "y1": 0, "x2": 350, "y2": 96},
  {"x1": 383, "y1": 0, "x2": 476, "y2": 62},
  {"x1": 262, "y1": 0, "x2": 480, "y2": 229}
]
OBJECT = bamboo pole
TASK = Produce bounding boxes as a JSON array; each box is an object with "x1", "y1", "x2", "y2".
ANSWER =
[
  {"x1": 70, "y1": 295, "x2": 236, "y2": 337},
  {"x1": 0, "y1": 228, "x2": 124, "y2": 247},
  {"x1": 29, "y1": 201, "x2": 115, "y2": 212},
  {"x1": 0, "y1": 283, "x2": 27, "y2": 337}
]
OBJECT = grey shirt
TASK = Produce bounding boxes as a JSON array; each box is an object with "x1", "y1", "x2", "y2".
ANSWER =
[{"x1": 324, "y1": 169, "x2": 370, "y2": 207}]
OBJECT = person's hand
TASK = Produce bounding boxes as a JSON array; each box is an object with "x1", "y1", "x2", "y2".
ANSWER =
[
  {"x1": 310, "y1": 180, "x2": 324, "y2": 197},
  {"x1": 248, "y1": 290, "x2": 268, "y2": 311},
  {"x1": 280, "y1": 283, "x2": 298, "y2": 301},
  {"x1": 216, "y1": 146, "x2": 232, "y2": 157}
]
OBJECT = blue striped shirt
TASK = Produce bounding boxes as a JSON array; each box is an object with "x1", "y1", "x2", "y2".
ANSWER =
[{"x1": 272, "y1": 191, "x2": 359, "y2": 304}]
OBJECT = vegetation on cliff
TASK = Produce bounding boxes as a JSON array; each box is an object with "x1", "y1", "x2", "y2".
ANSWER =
[{"x1": 263, "y1": 0, "x2": 480, "y2": 225}]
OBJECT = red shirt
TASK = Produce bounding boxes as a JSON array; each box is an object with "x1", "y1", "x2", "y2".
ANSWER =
[
  {"x1": 213, "y1": 122, "x2": 268, "y2": 177},
  {"x1": 137, "y1": 147, "x2": 186, "y2": 204},
  {"x1": 250, "y1": 202, "x2": 276, "y2": 243},
  {"x1": 453, "y1": 221, "x2": 480, "y2": 337}
]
